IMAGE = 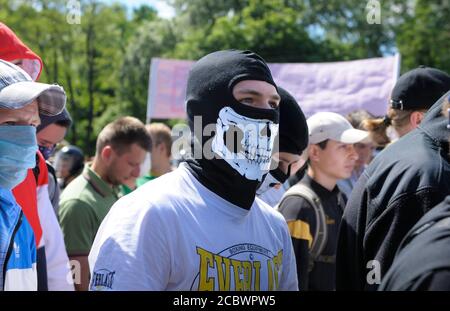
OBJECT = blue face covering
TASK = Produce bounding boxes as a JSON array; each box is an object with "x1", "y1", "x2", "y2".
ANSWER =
[
  {"x1": 0, "y1": 125, "x2": 38, "y2": 189},
  {"x1": 39, "y1": 144, "x2": 56, "y2": 160}
]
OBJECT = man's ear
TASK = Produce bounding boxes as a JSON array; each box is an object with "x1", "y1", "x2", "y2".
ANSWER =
[
  {"x1": 158, "y1": 142, "x2": 166, "y2": 154},
  {"x1": 410, "y1": 111, "x2": 424, "y2": 128},
  {"x1": 308, "y1": 144, "x2": 321, "y2": 163},
  {"x1": 157, "y1": 143, "x2": 171, "y2": 158},
  {"x1": 101, "y1": 145, "x2": 113, "y2": 164}
]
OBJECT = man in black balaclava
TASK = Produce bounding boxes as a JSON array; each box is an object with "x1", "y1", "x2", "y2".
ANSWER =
[
  {"x1": 37, "y1": 107, "x2": 72, "y2": 214},
  {"x1": 185, "y1": 50, "x2": 281, "y2": 209},
  {"x1": 88, "y1": 50, "x2": 299, "y2": 291},
  {"x1": 34, "y1": 108, "x2": 74, "y2": 290},
  {"x1": 256, "y1": 87, "x2": 309, "y2": 207}
]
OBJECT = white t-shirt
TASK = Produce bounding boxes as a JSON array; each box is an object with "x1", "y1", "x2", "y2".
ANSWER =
[
  {"x1": 257, "y1": 186, "x2": 286, "y2": 208},
  {"x1": 88, "y1": 163, "x2": 298, "y2": 291}
]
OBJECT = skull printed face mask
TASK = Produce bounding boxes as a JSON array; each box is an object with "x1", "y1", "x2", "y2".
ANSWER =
[
  {"x1": 185, "y1": 50, "x2": 280, "y2": 209},
  {"x1": 212, "y1": 107, "x2": 278, "y2": 181}
]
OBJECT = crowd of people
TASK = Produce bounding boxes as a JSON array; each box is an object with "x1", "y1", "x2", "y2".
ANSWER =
[{"x1": 1, "y1": 21, "x2": 450, "y2": 291}]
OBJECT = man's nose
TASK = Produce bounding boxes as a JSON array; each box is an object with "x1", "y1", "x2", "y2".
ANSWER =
[
  {"x1": 131, "y1": 166, "x2": 140, "y2": 178},
  {"x1": 349, "y1": 145, "x2": 359, "y2": 161}
]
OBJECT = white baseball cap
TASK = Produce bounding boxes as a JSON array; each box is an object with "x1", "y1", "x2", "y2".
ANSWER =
[
  {"x1": 0, "y1": 59, "x2": 65, "y2": 116},
  {"x1": 307, "y1": 112, "x2": 369, "y2": 144}
]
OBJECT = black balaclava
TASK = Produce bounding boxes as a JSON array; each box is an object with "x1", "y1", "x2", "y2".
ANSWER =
[
  {"x1": 276, "y1": 87, "x2": 308, "y2": 155},
  {"x1": 37, "y1": 107, "x2": 72, "y2": 133},
  {"x1": 256, "y1": 87, "x2": 308, "y2": 194},
  {"x1": 37, "y1": 107, "x2": 72, "y2": 160},
  {"x1": 185, "y1": 50, "x2": 279, "y2": 209}
]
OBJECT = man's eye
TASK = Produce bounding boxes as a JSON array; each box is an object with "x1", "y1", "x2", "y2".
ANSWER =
[
  {"x1": 269, "y1": 101, "x2": 278, "y2": 109},
  {"x1": 240, "y1": 98, "x2": 253, "y2": 104}
]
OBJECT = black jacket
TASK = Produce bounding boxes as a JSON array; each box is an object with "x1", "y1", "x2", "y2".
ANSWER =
[
  {"x1": 379, "y1": 196, "x2": 450, "y2": 291},
  {"x1": 336, "y1": 92, "x2": 450, "y2": 291}
]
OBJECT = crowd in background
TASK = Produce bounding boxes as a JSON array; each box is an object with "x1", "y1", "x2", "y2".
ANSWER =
[{"x1": 1, "y1": 21, "x2": 450, "y2": 291}]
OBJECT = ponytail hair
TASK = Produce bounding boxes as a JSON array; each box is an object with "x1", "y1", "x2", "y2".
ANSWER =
[
  {"x1": 444, "y1": 96, "x2": 450, "y2": 157},
  {"x1": 363, "y1": 107, "x2": 425, "y2": 146},
  {"x1": 362, "y1": 115, "x2": 391, "y2": 147},
  {"x1": 443, "y1": 96, "x2": 450, "y2": 129}
]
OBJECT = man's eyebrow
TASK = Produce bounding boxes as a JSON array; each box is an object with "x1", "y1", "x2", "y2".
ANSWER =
[
  {"x1": 236, "y1": 89, "x2": 281, "y2": 101},
  {"x1": 271, "y1": 94, "x2": 281, "y2": 101},
  {"x1": 41, "y1": 139, "x2": 53, "y2": 145}
]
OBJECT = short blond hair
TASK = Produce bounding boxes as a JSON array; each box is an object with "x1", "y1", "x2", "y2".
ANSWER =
[{"x1": 146, "y1": 123, "x2": 172, "y2": 157}]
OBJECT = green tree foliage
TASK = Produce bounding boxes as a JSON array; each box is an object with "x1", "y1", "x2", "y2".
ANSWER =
[
  {"x1": 1, "y1": 0, "x2": 137, "y2": 154},
  {"x1": 298, "y1": 0, "x2": 398, "y2": 57},
  {"x1": 171, "y1": 0, "x2": 324, "y2": 62},
  {"x1": 118, "y1": 19, "x2": 178, "y2": 122},
  {"x1": 167, "y1": 0, "x2": 249, "y2": 27},
  {"x1": 166, "y1": 0, "x2": 401, "y2": 60},
  {"x1": 396, "y1": 0, "x2": 450, "y2": 73}
]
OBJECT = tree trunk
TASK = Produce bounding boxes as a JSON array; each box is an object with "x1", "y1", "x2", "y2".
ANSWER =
[{"x1": 85, "y1": 2, "x2": 97, "y2": 153}]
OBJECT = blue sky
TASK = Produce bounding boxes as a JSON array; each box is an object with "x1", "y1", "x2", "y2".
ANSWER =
[{"x1": 101, "y1": 0, "x2": 175, "y2": 19}]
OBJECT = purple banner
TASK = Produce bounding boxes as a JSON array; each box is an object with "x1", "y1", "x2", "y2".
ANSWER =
[{"x1": 147, "y1": 55, "x2": 399, "y2": 120}]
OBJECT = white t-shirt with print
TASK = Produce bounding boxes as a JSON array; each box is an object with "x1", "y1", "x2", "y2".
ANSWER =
[{"x1": 88, "y1": 163, "x2": 298, "y2": 291}]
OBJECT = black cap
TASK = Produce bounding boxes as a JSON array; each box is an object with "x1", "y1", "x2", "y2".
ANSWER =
[
  {"x1": 391, "y1": 66, "x2": 450, "y2": 111},
  {"x1": 37, "y1": 107, "x2": 72, "y2": 133}
]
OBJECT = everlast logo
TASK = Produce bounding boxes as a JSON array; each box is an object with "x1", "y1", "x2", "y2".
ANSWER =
[
  {"x1": 193, "y1": 244, "x2": 283, "y2": 291},
  {"x1": 91, "y1": 269, "x2": 115, "y2": 290}
]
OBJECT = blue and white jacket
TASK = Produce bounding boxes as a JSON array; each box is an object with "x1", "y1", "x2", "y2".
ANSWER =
[{"x1": 0, "y1": 187, "x2": 37, "y2": 291}]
